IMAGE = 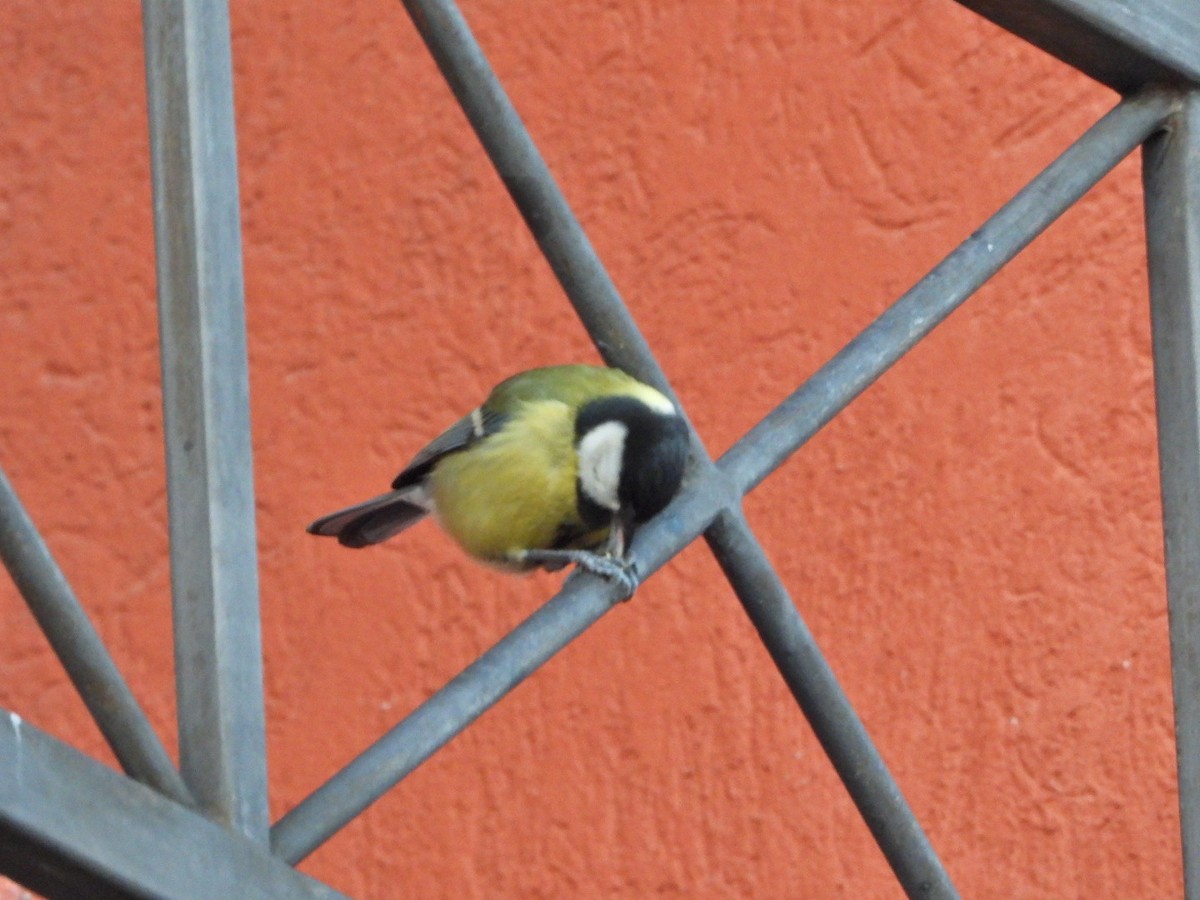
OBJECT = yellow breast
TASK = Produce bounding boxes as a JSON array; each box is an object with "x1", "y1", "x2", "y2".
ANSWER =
[{"x1": 428, "y1": 400, "x2": 605, "y2": 566}]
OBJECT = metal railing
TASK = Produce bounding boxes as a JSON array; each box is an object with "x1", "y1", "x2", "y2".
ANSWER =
[{"x1": 1, "y1": 1, "x2": 1198, "y2": 897}]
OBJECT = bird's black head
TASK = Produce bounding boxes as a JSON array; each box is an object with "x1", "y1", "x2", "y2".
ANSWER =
[{"x1": 575, "y1": 394, "x2": 689, "y2": 529}]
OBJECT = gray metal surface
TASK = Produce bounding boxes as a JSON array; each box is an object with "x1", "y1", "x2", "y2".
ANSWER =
[
  {"x1": 954, "y1": 0, "x2": 1200, "y2": 93},
  {"x1": 141, "y1": 0, "x2": 268, "y2": 840},
  {"x1": 1144, "y1": 89, "x2": 1200, "y2": 898},
  {"x1": 0, "y1": 710, "x2": 344, "y2": 900},
  {"x1": 0, "y1": 467, "x2": 191, "y2": 806},
  {"x1": 269, "y1": 469, "x2": 790, "y2": 865},
  {"x1": 4, "y1": 1, "x2": 1199, "y2": 898}
]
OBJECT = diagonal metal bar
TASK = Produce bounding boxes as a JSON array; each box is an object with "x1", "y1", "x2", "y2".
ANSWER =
[
  {"x1": 705, "y1": 95, "x2": 1171, "y2": 893},
  {"x1": 953, "y1": 0, "x2": 1200, "y2": 95},
  {"x1": 0, "y1": 467, "x2": 192, "y2": 807},
  {"x1": 719, "y1": 88, "x2": 1177, "y2": 499},
  {"x1": 275, "y1": 67, "x2": 1172, "y2": 886},
  {"x1": 141, "y1": 0, "x2": 268, "y2": 839},
  {"x1": 699, "y1": 88, "x2": 1170, "y2": 898},
  {"x1": 272, "y1": 460, "x2": 941, "y2": 872},
  {"x1": 389, "y1": 4, "x2": 1168, "y2": 891},
  {"x1": 398, "y1": 0, "x2": 666, "y2": 386},
  {"x1": 270, "y1": 466, "x2": 733, "y2": 864},
  {"x1": 703, "y1": 508, "x2": 957, "y2": 897},
  {"x1": 281, "y1": 2, "x2": 1148, "y2": 879},
  {"x1": 1143, "y1": 89, "x2": 1200, "y2": 899},
  {"x1": 0, "y1": 709, "x2": 344, "y2": 900},
  {"x1": 270, "y1": 584, "x2": 622, "y2": 863}
]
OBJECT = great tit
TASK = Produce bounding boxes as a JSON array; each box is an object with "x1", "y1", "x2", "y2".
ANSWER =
[{"x1": 307, "y1": 364, "x2": 689, "y2": 595}]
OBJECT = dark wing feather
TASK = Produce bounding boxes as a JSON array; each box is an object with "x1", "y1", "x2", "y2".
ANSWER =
[
  {"x1": 391, "y1": 406, "x2": 509, "y2": 490},
  {"x1": 307, "y1": 488, "x2": 430, "y2": 548},
  {"x1": 310, "y1": 405, "x2": 511, "y2": 549}
]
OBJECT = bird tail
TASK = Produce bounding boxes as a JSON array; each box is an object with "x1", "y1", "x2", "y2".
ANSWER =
[{"x1": 307, "y1": 488, "x2": 431, "y2": 548}]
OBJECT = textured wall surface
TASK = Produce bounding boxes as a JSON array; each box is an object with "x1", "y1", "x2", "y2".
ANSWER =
[{"x1": 0, "y1": 1, "x2": 1182, "y2": 897}]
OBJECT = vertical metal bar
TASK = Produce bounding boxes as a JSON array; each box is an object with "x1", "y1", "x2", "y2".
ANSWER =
[
  {"x1": 1143, "y1": 88, "x2": 1200, "y2": 898},
  {"x1": 141, "y1": 0, "x2": 268, "y2": 840},
  {"x1": 0, "y1": 467, "x2": 192, "y2": 806}
]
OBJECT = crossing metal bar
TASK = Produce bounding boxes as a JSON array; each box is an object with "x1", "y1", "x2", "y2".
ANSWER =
[
  {"x1": 953, "y1": 0, "x2": 1200, "y2": 94},
  {"x1": 719, "y1": 89, "x2": 1177, "y2": 499},
  {"x1": 698, "y1": 88, "x2": 1171, "y2": 898},
  {"x1": 391, "y1": 3, "x2": 1167, "y2": 890},
  {"x1": 1143, "y1": 90, "x2": 1200, "y2": 899},
  {"x1": 142, "y1": 0, "x2": 268, "y2": 839},
  {"x1": 3, "y1": 1, "x2": 1196, "y2": 897},
  {"x1": 270, "y1": 72, "x2": 1171, "y2": 900},
  {"x1": 705, "y1": 94, "x2": 1169, "y2": 896},
  {"x1": 280, "y1": 5, "x2": 1161, "y2": 888},
  {"x1": 0, "y1": 467, "x2": 192, "y2": 807},
  {"x1": 0, "y1": 710, "x2": 344, "y2": 900},
  {"x1": 267, "y1": 3, "x2": 953, "y2": 890}
]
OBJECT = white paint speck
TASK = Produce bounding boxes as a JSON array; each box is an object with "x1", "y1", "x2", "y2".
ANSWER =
[
  {"x1": 1009, "y1": 717, "x2": 1019, "y2": 727},
  {"x1": 1122, "y1": 659, "x2": 1132, "y2": 670}
]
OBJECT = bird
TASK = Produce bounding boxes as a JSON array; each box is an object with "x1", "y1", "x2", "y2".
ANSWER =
[{"x1": 307, "y1": 364, "x2": 690, "y2": 596}]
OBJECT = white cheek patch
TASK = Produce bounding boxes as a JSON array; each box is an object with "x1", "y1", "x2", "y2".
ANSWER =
[{"x1": 577, "y1": 421, "x2": 628, "y2": 512}]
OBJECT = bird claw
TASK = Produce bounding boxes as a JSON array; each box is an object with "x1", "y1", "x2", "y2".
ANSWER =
[
  {"x1": 564, "y1": 552, "x2": 639, "y2": 600},
  {"x1": 515, "y1": 548, "x2": 640, "y2": 599}
]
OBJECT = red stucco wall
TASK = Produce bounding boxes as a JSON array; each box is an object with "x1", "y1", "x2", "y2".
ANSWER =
[{"x1": 0, "y1": 2, "x2": 1182, "y2": 897}]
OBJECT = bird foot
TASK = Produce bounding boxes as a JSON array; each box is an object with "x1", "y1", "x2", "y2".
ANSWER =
[
  {"x1": 518, "y1": 549, "x2": 640, "y2": 600},
  {"x1": 564, "y1": 551, "x2": 639, "y2": 600}
]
